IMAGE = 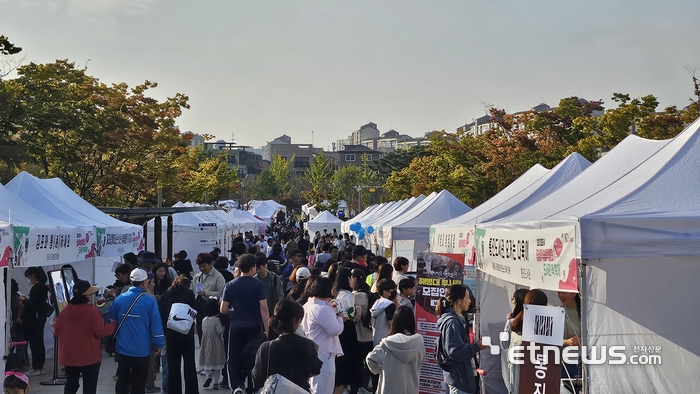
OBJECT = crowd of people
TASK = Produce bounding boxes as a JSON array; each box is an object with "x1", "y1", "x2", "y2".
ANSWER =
[{"x1": 5, "y1": 212, "x2": 496, "y2": 394}]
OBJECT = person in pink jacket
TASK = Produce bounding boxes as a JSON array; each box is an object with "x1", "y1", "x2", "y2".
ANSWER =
[{"x1": 301, "y1": 277, "x2": 346, "y2": 394}]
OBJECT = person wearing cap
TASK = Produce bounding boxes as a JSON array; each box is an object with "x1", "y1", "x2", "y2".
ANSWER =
[
  {"x1": 351, "y1": 245, "x2": 371, "y2": 276},
  {"x1": 109, "y1": 268, "x2": 165, "y2": 394},
  {"x1": 54, "y1": 280, "x2": 116, "y2": 394},
  {"x1": 286, "y1": 267, "x2": 311, "y2": 303}
]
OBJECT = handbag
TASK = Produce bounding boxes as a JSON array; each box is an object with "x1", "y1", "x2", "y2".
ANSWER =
[
  {"x1": 260, "y1": 341, "x2": 308, "y2": 394},
  {"x1": 106, "y1": 292, "x2": 146, "y2": 354},
  {"x1": 166, "y1": 302, "x2": 197, "y2": 334}
]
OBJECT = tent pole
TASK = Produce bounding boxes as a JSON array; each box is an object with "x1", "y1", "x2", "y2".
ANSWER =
[
  {"x1": 167, "y1": 216, "x2": 173, "y2": 263},
  {"x1": 580, "y1": 259, "x2": 589, "y2": 394},
  {"x1": 5, "y1": 228, "x2": 13, "y2": 366}
]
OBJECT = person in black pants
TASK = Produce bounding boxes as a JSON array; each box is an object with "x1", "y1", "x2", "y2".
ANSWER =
[
  {"x1": 20, "y1": 267, "x2": 49, "y2": 376},
  {"x1": 158, "y1": 275, "x2": 200, "y2": 394},
  {"x1": 220, "y1": 255, "x2": 269, "y2": 393}
]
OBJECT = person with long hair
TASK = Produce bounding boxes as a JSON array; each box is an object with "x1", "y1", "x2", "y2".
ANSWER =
[
  {"x1": 436, "y1": 284, "x2": 487, "y2": 394},
  {"x1": 301, "y1": 277, "x2": 346, "y2": 394},
  {"x1": 158, "y1": 275, "x2": 199, "y2": 394},
  {"x1": 252, "y1": 299, "x2": 322, "y2": 392},
  {"x1": 54, "y1": 280, "x2": 116, "y2": 394},
  {"x1": 366, "y1": 305, "x2": 425, "y2": 393},
  {"x1": 500, "y1": 288, "x2": 528, "y2": 393},
  {"x1": 332, "y1": 268, "x2": 359, "y2": 394},
  {"x1": 507, "y1": 289, "x2": 548, "y2": 394},
  {"x1": 350, "y1": 269, "x2": 374, "y2": 392},
  {"x1": 558, "y1": 291, "x2": 581, "y2": 385},
  {"x1": 370, "y1": 262, "x2": 393, "y2": 293},
  {"x1": 20, "y1": 267, "x2": 49, "y2": 376},
  {"x1": 151, "y1": 262, "x2": 172, "y2": 298}
]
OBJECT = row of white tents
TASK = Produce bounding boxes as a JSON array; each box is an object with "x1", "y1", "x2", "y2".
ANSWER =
[
  {"x1": 342, "y1": 189, "x2": 473, "y2": 268},
  {"x1": 342, "y1": 116, "x2": 700, "y2": 392},
  {"x1": 422, "y1": 118, "x2": 700, "y2": 393},
  {"x1": 145, "y1": 203, "x2": 268, "y2": 262}
]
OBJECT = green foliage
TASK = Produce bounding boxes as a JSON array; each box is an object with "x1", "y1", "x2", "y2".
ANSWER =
[
  {"x1": 252, "y1": 155, "x2": 292, "y2": 201},
  {"x1": 302, "y1": 151, "x2": 339, "y2": 211},
  {"x1": 0, "y1": 36, "x2": 21, "y2": 56},
  {"x1": 172, "y1": 145, "x2": 240, "y2": 203}
]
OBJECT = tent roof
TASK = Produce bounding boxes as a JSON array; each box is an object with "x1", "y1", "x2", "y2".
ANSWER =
[
  {"x1": 6, "y1": 172, "x2": 139, "y2": 230},
  {"x1": 382, "y1": 190, "x2": 470, "y2": 230},
  {"x1": 434, "y1": 153, "x2": 589, "y2": 228},
  {"x1": 483, "y1": 120, "x2": 700, "y2": 258},
  {"x1": 308, "y1": 211, "x2": 343, "y2": 225}
]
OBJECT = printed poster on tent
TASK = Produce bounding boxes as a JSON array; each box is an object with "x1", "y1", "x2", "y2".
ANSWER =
[
  {"x1": 76, "y1": 229, "x2": 97, "y2": 259},
  {"x1": 392, "y1": 240, "x2": 415, "y2": 270},
  {"x1": 415, "y1": 252, "x2": 465, "y2": 394},
  {"x1": 13, "y1": 226, "x2": 86, "y2": 267},
  {"x1": 474, "y1": 225, "x2": 578, "y2": 292},
  {"x1": 430, "y1": 226, "x2": 477, "y2": 266},
  {"x1": 0, "y1": 225, "x2": 12, "y2": 267}
]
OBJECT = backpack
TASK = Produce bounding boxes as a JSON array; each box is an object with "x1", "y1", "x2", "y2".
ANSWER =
[
  {"x1": 360, "y1": 290, "x2": 380, "y2": 329},
  {"x1": 435, "y1": 332, "x2": 453, "y2": 371}
]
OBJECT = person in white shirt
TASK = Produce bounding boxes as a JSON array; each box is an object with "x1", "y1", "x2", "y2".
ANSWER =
[
  {"x1": 392, "y1": 256, "x2": 410, "y2": 285},
  {"x1": 192, "y1": 253, "x2": 226, "y2": 344},
  {"x1": 302, "y1": 277, "x2": 346, "y2": 394},
  {"x1": 256, "y1": 239, "x2": 268, "y2": 254}
]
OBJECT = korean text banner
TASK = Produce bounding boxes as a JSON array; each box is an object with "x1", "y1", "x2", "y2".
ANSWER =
[
  {"x1": 415, "y1": 252, "x2": 465, "y2": 394},
  {"x1": 474, "y1": 225, "x2": 578, "y2": 292},
  {"x1": 430, "y1": 226, "x2": 477, "y2": 266}
]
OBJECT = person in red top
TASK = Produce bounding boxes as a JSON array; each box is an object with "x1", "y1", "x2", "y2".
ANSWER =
[{"x1": 54, "y1": 280, "x2": 116, "y2": 394}]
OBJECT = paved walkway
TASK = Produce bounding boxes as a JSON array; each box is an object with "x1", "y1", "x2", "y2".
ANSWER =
[{"x1": 28, "y1": 350, "x2": 211, "y2": 393}]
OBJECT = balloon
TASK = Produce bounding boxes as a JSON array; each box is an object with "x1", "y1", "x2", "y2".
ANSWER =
[
  {"x1": 350, "y1": 222, "x2": 360, "y2": 232},
  {"x1": 358, "y1": 232, "x2": 365, "y2": 240},
  {"x1": 366, "y1": 226, "x2": 374, "y2": 234}
]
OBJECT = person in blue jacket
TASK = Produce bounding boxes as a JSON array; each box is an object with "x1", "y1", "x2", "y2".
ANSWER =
[
  {"x1": 436, "y1": 284, "x2": 487, "y2": 394},
  {"x1": 109, "y1": 268, "x2": 165, "y2": 394}
]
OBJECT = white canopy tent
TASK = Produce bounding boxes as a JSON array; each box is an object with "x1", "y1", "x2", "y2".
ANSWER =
[
  {"x1": 430, "y1": 153, "x2": 590, "y2": 257},
  {"x1": 352, "y1": 196, "x2": 428, "y2": 239},
  {"x1": 249, "y1": 200, "x2": 286, "y2": 210},
  {"x1": 248, "y1": 201, "x2": 282, "y2": 222},
  {"x1": 227, "y1": 209, "x2": 267, "y2": 235},
  {"x1": 6, "y1": 172, "x2": 143, "y2": 258},
  {"x1": 475, "y1": 121, "x2": 700, "y2": 393},
  {"x1": 305, "y1": 211, "x2": 344, "y2": 233},
  {"x1": 340, "y1": 202, "x2": 384, "y2": 233},
  {"x1": 0, "y1": 184, "x2": 98, "y2": 364},
  {"x1": 146, "y1": 209, "x2": 232, "y2": 266},
  {"x1": 373, "y1": 190, "x2": 470, "y2": 248}
]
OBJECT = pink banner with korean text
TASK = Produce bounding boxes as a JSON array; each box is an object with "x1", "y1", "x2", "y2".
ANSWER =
[{"x1": 474, "y1": 225, "x2": 578, "y2": 293}]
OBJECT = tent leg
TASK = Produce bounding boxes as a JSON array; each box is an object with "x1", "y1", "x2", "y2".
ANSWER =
[
  {"x1": 167, "y1": 216, "x2": 174, "y2": 263},
  {"x1": 580, "y1": 260, "x2": 589, "y2": 394}
]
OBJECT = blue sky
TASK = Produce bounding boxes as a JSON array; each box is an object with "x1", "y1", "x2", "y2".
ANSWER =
[{"x1": 4, "y1": 0, "x2": 699, "y2": 150}]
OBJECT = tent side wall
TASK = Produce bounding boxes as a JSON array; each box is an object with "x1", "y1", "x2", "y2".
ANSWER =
[{"x1": 585, "y1": 256, "x2": 700, "y2": 393}]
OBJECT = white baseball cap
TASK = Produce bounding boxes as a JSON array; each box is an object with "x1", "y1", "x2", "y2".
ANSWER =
[
  {"x1": 130, "y1": 268, "x2": 149, "y2": 282},
  {"x1": 296, "y1": 267, "x2": 311, "y2": 281}
]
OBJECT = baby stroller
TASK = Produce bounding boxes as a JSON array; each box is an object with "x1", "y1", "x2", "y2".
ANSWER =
[{"x1": 4, "y1": 340, "x2": 29, "y2": 372}]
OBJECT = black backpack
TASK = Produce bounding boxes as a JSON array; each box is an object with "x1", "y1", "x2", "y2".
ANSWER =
[
  {"x1": 435, "y1": 332, "x2": 453, "y2": 371},
  {"x1": 360, "y1": 290, "x2": 380, "y2": 328}
]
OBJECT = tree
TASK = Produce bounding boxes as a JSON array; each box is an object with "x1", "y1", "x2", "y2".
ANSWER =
[
  {"x1": 371, "y1": 145, "x2": 428, "y2": 179},
  {"x1": 303, "y1": 151, "x2": 336, "y2": 207},
  {"x1": 251, "y1": 155, "x2": 292, "y2": 200},
  {"x1": 171, "y1": 145, "x2": 240, "y2": 203},
  {"x1": 11, "y1": 60, "x2": 190, "y2": 206}
]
